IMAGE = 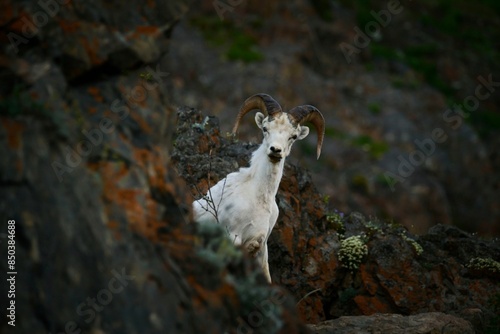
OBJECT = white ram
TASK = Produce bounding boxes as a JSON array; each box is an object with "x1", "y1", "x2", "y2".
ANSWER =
[{"x1": 193, "y1": 93, "x2": 325, "y2": 282}]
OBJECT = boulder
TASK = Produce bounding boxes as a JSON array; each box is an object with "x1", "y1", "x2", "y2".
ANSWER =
[{"x1": 308, "y1": 312, "x2": 474, "y2": 334}]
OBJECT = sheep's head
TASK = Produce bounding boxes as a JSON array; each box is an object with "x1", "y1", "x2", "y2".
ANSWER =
[{"x1": 232, "y1": 93, "x2": 325, "y2": 163}]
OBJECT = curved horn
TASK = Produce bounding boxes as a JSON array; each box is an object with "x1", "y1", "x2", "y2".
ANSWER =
[
  {"x1": 232, "y1": 93, "x2": 283, "y2": 134},
  {"x1": 288, "y1": 105, "x2": 325, "y2": 159}
]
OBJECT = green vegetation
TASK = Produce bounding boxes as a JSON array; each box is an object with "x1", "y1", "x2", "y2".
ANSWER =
[
  {"x1": 139, "y1": 72, "x2": 154, "y2": 81},
  {"x1": 400, "y1": 233, "x2": 423, "y2": 256},
  {"x1": 350, "y1": 134, "x2": 389, "y2": 159},
  {"x1": 466, "y1": 257, "x2": 500, "y2": 273},
  {"x1": 324, "y1": 126, "x2": 389, "y2": 160},
  {"x1": 0, "y1": 85, "x2": 44, "y2": 117},
  {"x1": 367, "y1": 102, "x2": 381, "y2": 115},
  {"x1": 350, "y1": 174, "x2": 369, "y2": 194},
  {"x1": 324, "y1": 126, "x2": 348, "y2": 140},
  {"x1": 364, "y1": 221, "x2": 382, "y2": 237},
  {"x1": 322, "y1": 194, "x2": 330, "y2": 204},
  {"x1": 234, "y1": 275, "x2": 284, "y2": 334},
  {"x1": 189, "y1": 16, "x2": 263, "y2": 63},
  {"x1": 370, "y1": 43, "x2": 455, "y2": 97},
  {"x1": 326, "y1": 211, "x2": 345, "y2": 233},
  {"x1": 196, "y1": 222, "x2": 243, "y2": 269},
  {"x1": 338, "y1": 235, "x2": 368, "y2": 270},
  {"x1": 196, "y1": 212, "x2": 283, "y2": 333}
]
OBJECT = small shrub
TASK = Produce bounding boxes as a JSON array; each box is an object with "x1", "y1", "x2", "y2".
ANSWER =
[
  {"x1": 338, "y1": 235, "x2": 368, "y2": 270},
  {"x1": 400, "y1": 233, "x2": 423, "y2": 256},
  {"x1": 466, "y1": 257, "x2": 500, "y2": 273},
  {"x1": 326, "y1": 210, "x2": 344, "y2": 233}
]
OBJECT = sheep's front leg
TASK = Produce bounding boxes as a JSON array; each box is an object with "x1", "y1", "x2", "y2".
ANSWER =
[
  {"x1": 261, "y1": 243, "x2": 271, "y2": 283},
  {"x1": 243, "y1": 234, "x2": 272, "y2": 283}
]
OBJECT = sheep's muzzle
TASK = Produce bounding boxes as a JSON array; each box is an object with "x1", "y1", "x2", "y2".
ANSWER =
[{"x1": 268, "y1": 152, "x2": 282, "y2": 163}]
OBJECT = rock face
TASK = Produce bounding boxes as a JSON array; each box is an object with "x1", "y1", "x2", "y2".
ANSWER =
[
  {"x1": 2, "y1": 1, "x2": 499, "y2": 333},
  {"x1": 165, "y1": 1, "x2": 500, "y2": 237},
  {"x1": 308, "y1": 312, "x2": 475, "y2": 334},
  {"x1": 0, "y1": 1, "x2": 309, "y2": 333},
  {"x1": 173, "y1": 108, "x2": 500, "y2": 333}
]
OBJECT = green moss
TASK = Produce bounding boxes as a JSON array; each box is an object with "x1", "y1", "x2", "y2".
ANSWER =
[
  {"x1": 351, "y1": 174, "x2": 369, "y2": 194},
  {"x1": 365, "y1": 221, "x2": 383, "y2": 237},
  {"x1": 322, "y1": 194, "x2": 330, "y2": 204},
  {"x1": 371, "y1": 42, "x2": 456, "y2": 97},
  {"x1": 466, "y1": 257, "x2": 500, "y2": 273},
  {"x1": 375, "y1": 173, "x2": 392, "y2": 188},
  {"x1": 189, "y1": 16, "x2": 263, "y2": 63},
  {"x1": 400, "y1": 233, "x2": 423, "y2": 256},
  {"x1": 324, "y1": 126, "x2": 348, "y2": 140},
  {"x1": 338, "y1": 235, "x2": 368, "y2": 270},
  {"x1": 139, "y1": 72, "x2": 154, "y2": 81},
  {"x1": 226, "y1": 33, "x2": 263, "y2": 62},
  {"x1": 326, "y1": 212, "x2": 345, "y2": 233},
  {"x1": 350, "y1": 135, "x2": 389, "y2": 159},
  {"x1": 368, "y1": 102, "x2": 382, "y2": 115}
]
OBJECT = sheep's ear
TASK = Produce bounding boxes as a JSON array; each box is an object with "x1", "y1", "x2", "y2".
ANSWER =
[
  {"x1": 297, "y1": 126, "x2": 310, "y2": 140},
  {"x1": 255, "y1": 112, "x2": 266, "y2": 129}
]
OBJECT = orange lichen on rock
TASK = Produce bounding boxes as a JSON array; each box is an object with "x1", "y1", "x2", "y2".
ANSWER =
[
  {"x1": 7, "y1": 11, "x2": 34, "y2": 34},
  {"x1": 81, "y1": 36, "x2": 104, "y2": 66},
  {"x1": 126, "y1": 25, "x2": 160, "y2": 40},
  {"x1": 188, "y1": 276, "x2": 238, "y2": 310},
  {"x1": 87, "y1": 86, "x2": 104, "y2": 103},
  {"x1": 354, "y1": 295, "x2": 394, "y2": 315},
  {"x1": 375, "y1": 260, "x2": 427, "y2": 311},
  {"x1": 298, "y1": 296, "x2": 324, "y2": 324},
  {"x1": 57, "y1": 18, "x2": 81, "y2": 34},
  {"x1": 136, "y1": 25, "x2": 160, "y2": 35},
  {"x1": 0, "y1": 3, "x2": 14, "y2": 27},
  {"x1": 134, "y1": 146, "x2": 192, "y2": 204},
  {"x1": 276, "y1": 221, "x2": 295, "y2": 256},
  {"x1": 95, "y1": 161, "x2": 165, "y2": 242},
  {"x1": 359, "y1": 265, "x2": 378, "y2": 295},
  {"x1": 1, "y1": 118, "x2": 24, "y2": 149}
]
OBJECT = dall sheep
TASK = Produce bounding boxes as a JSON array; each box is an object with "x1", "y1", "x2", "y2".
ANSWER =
[{"x1": 193, "y1": 93, "x2": 325, "y2": 282}]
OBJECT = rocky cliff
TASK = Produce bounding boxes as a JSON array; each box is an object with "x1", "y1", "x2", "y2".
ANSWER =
[
  {"x1": 166, "y1": 0, "x2": 500, "y2": 237},
  {"x1": 0, "y1": 1, "x2": 308, "y2": 333},
  {"x1": 173, "y1": 107, "x2": 500, "y2": 333},
  {"x1": 1, "y1": 0, "x2": 499, "y2": 333}
]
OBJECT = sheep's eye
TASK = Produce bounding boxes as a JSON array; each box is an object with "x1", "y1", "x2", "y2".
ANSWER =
[
  {"x1": 290, "y1": 135, "x2": 297, "y2": 140},
  {"x1": 263, "y1": 127, "x2": 268, "y2": 133}
]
